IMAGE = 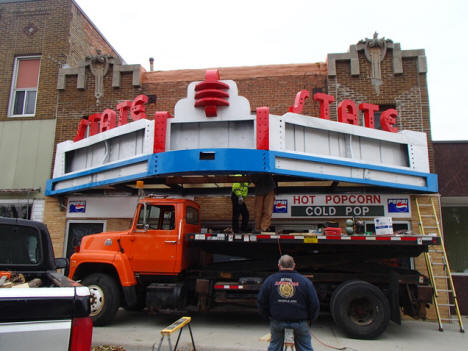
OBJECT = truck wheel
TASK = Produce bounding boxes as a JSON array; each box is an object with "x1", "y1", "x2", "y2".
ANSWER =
[
  {"x1": 82, "y1": 273, "x2": 120, "y2": 326},
  {"x1": 330, "y1": 280, "x2": 390, "y2": 339}
]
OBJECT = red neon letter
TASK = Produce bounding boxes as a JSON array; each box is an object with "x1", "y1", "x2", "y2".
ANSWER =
[
  {"x1": 338, "y1": 100, "x2": 358, "y2": 125},
  {"x1": 117, "y1": 101, "x2": 132, "y2": 126},
  {"x1": 88, "y1": 113, "x2": 101, "y2": 136},
  {"x1": 380, "y1": 109, "x2": 399, "y2": 133},
  {"x1": 130, "y1": 95, "x2": 148, "y2": 121},
  {"x1": 359, "y1": 103, "x2": 379, "y2": 129},
  {"x1": 288, "y1": 90, "x2": 310, "y2": 114},
  {"x1": 73, "y1": 119, "x2": 89, "y2": 142},
  {"x1": 313, "y1": 93, "x2": 334, "y2": 120},
  {"x1": 100, "y1": 109, "x2": 117, "y2": 133}
]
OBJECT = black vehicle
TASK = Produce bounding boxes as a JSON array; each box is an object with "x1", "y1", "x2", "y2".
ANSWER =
[{"x1": 0, "y1": 217, "x2": 92, "y2": 351}]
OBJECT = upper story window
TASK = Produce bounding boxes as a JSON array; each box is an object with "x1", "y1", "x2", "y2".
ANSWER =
[{"x1": 8, "y1": 56, "x2": 41, "y2": 117}]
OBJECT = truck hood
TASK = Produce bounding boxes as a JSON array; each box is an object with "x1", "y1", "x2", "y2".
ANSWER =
[{"x1": 79, "y1": 231, "x2": 129, "y2": 252}]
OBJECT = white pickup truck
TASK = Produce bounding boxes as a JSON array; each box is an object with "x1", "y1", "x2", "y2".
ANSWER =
[{"x1": 0, "y1": 217, "x2": 92, "y2": 351}]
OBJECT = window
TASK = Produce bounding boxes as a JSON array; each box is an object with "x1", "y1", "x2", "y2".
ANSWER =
[
  {"x1": 137, "y1": 205, "x2": 175, "y2": 230},
  {"x1": 9, "y1": 56, "x2": 41, "y2": 117},
  {"x1": 0, "y1": 203, "x2": 32, "y2": 219},
  {"x1": 186, "y1": 206, "x2": 199, "y2": 225},
  {"x1": 0, "y1": 223, "x2": 41, "y2": 265}
]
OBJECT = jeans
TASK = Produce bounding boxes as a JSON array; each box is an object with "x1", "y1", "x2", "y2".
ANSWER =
[
  {"x1": 254, "y1": 190, "x2": 275, "y2": 231},
  {"x1": 231, "y1": 193, "x2": 249, "y2": 232},
  {"x1": 268, "y1": 320, "x2": 313, "y2": 351}
]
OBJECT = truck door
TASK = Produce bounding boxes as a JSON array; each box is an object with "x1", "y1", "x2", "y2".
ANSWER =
[{"x1": 130, "y1": 204, "x2": 178, "y2": 273}]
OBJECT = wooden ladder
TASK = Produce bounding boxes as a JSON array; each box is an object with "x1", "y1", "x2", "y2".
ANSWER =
[{"x1": 415, "y1": 196, "x2": 464, "y2": 333}]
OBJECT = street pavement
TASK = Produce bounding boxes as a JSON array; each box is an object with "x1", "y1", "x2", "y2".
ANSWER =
[{"x1": 92, "y1": 309, "x2": 468, "y2": 351}]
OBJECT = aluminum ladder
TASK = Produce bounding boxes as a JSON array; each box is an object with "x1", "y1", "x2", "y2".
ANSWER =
[{"x1": 415, "y1": 196, "x2": 464, "y2": 332}]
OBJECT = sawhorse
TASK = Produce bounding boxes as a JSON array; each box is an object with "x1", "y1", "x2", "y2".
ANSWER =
[
  {"x1": 283, "y1": 328, "x2": 295, "y2": 351},
  {"x1": 152, "y1": 316, "x2": 197, "y2": 351}
]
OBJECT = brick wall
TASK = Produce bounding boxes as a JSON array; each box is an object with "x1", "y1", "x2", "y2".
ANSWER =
[
  {"x1": 67, "y1": 2, "x2": 120, "y2": 66},
  {"x1": 0, "y1": 0, "x2": 72, "y2": 121},
  {"x1": 43, "y1": 196, "x2": 67, "y2": 256}
]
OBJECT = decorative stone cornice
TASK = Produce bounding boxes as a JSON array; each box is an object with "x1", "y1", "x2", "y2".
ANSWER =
[
  {"x1": 327, "y1": 34, "x2": 427, "y2": 77},
  {"x1": 57, "y1": 50, "x2": 142, "y2": 104},
  {"x1": 327, "y1": 34, "x2": 427, "y2": 96}
]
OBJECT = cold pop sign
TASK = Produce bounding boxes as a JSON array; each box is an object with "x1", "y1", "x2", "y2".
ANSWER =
[{"x1": 272, "y1": 194, "x2": 411, "y2": 218}]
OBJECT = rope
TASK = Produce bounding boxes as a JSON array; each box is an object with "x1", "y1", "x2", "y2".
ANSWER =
[{"x1": 277, "y1": 237, "x2": 283, "y2": 256}]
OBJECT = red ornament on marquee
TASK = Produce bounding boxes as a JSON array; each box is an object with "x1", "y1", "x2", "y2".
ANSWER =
[{"x1": 194, "y1": 70, "x2": 229, "y2": 117}]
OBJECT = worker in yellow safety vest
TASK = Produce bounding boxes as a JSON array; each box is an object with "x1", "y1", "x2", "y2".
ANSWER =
[{"x1": 231, "y1": 176, "x2": 250, "y2": 233}]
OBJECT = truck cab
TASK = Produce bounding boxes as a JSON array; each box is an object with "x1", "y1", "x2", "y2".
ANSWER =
[{"x1": 68, "y1": 197, "x2": 201, "y2": 325}]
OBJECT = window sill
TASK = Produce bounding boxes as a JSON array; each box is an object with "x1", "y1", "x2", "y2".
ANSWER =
[{"x1": 7, "y1": 114, "x2": 36, "y2": 118}]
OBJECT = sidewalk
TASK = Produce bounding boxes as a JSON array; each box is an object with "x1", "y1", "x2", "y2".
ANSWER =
[{"x1": 92, "y1": 309, "x2": 468, "y2": 351}]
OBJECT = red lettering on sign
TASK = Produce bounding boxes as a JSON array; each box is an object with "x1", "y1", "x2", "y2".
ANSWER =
[
  {"x1": 292, "y1": 195, "x2": 316, "y2": 204},
  {"x1": 116, "y1": 101, "x2": 132, "y2": 126},
  {"x1": 313, "y1": 93, "x2": 334, "y2": 120},
  {"x1": 380, "y1": 109, "x2": 398, "y2": 133},
  {"x1": 338, "y1": 100, "x2": 358, "y2": 125},
  {"x1": 100, "y1": 109, "x2": 117, "y2": 133},
  {"x1": 130, "y1": 95, "x2": 148, "y2": 121},
  {"x1": 88, "y1": 113, "x2": 101, "y2": 136},
  {"x1": 325, "y1": 195, "x2": 332, "y2": 204},
  {"x1": 366, "y1": 195, "x2": 381, "y2": 204},
  {"x1": 359, "y1": 103, "x2": 379, "y2": 129},
  {"x1": 73, "y1": 119, "x2": 89, "y2": 142},
  {"x1": 288, "y1": 90, "x2": 310, "y2": 114},
  {"x1": 72, "y1": 95, "x2": 150, "y2": 142}
]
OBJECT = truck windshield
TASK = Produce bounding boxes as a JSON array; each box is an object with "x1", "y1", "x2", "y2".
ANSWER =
[
  {"x1": 0, "y1": 224, "x2": 41, "y2": 265},
  {"x1": 137, "y1": 205, "x2": 175, "y2": 230}
]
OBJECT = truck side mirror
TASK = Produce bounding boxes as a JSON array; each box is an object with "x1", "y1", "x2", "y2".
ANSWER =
[{"x1": 55, "y1": 257, "x2": 68, "y2": 269}]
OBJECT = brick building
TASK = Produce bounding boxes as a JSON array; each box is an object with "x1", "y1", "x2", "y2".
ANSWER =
[
  {"x1": 43, "y1": 28, "x2": 457, "y2": 321},
  {"x1": 0, "y1": 0, "x2": 120, "y2": 222}
]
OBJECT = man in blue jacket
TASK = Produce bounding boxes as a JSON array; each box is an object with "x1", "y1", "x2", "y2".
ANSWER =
[{"x1": 257, "y1": 255, "x2": 320, "y2": 351}]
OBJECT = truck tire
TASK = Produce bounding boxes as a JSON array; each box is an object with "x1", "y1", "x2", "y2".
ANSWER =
[
  {"x1": 330, "y1": 280, "x2": 390, "y2": 339},
  {"x1": 82, "y1": 273, "x2": 120, "y2": 326}
]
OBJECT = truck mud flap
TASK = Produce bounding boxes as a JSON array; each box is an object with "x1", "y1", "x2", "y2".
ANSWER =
[
  {"x1": 122, "y1": 285, "x2": 137, "y2": 308},
  {"x1": 146, "y1": 283, "x2": 186, "y2": 311}
]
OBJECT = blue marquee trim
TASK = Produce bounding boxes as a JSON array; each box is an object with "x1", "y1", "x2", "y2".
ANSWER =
[
  {"x1": 45, "y1": 149, "x2": 438, "y2": 195},
  {"x1": 45, "y1": 155, "x2": 152, "y2": 196}
]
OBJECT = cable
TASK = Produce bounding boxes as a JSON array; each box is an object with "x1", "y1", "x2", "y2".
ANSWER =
[{"x1": 310, "y1": 331, "x2": 360, "y2": 351}]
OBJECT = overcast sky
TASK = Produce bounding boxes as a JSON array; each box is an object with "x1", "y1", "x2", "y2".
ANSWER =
[{"x1": 74, "y1": 0, "x2": 467, "y2": 141}]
